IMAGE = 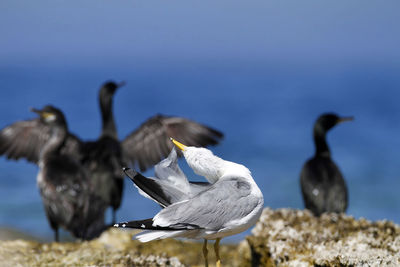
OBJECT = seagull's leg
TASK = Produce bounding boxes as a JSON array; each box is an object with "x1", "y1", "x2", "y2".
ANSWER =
[
  {"x1": 203, "y1": 239, "x2": 208, "y2": 267},
  {"x1": 214, "y1": 238, "x2": 221, "y2": 267}
]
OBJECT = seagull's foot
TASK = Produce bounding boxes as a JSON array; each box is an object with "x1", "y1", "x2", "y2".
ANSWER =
[{"x1": 214, "y1": 238, "x2": 221, "y2": 267}]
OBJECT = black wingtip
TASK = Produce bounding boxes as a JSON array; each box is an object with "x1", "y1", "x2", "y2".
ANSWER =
[
  {"x1": 113, "y1": 219, "x2": 155, "y2": 229},
  {"x1": 122, "y1": 167, "x2": 138, "y2": 179},
  {"x1": 113, "y1": 222, "x2": 128, "y2": 228}
]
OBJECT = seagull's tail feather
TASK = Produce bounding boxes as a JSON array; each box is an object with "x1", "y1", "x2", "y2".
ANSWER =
[
  {"x1": 113, "y1": 218, "x2": 190, "y2": 243},
  {"x1": 114, "y1": 218, "x2": 198, "y2": 230},
  {"x1": 136, "y1": 230, "x2": 187, "y2": 242},
  {"x1": 114, "y1": 218, "x2": 155, "y2": 229}
]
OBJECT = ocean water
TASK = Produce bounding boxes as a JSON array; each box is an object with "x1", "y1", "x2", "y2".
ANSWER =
[{"x1": 0, "y1": 61, "x2": 399, "y2": 242}]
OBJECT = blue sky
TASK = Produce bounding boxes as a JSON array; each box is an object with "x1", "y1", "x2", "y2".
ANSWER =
[{"x1": 1, "y1": 1, "x2": 399, "y2": 69}]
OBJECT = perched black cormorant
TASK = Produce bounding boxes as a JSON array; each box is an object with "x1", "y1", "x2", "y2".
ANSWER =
[
  {"x1": 300, "y1": 113, "x2": 353, "y2": 216},
  {"x1": 80, "y1": 81, "x2": 224, "y2": 223},
  {"x1": 79, "y1": 82, "x2": 126, "y2": 224},
  {"x1": 0, "y1": 80, "x2": 224, "y2": 224},
  {"x1": 31, "y1": 106, "x2": 108, "y2": 241}
]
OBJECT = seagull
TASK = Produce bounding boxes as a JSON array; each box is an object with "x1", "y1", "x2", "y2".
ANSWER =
[
  {"x1": 300, "y1": 113, "x2": 353, "y2": 216},
  {"x1": 114, "y1": 138, "x2": 264, "y2": 267},
  {"x1": 0, "y1": 81, "x2": 224, "y2": 223}
]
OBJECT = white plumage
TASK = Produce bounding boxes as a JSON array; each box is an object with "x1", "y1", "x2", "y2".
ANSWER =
[{"x1": 115, "y1": 139, "x2": 264, "y2": 267}]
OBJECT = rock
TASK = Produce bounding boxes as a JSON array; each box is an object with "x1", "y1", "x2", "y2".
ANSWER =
[
  {"x1": 0, "y1": 228, "x2": 243, "y2": 266},
  {"x1": 247, "y1": 208, "x2": 400, "y2": 266},
  {"x1": 4, "y1": 208, "x2": 397, "y2": 266},
  {"x1": 0, "y1": 227, "x2": 45, "y2": 242}
]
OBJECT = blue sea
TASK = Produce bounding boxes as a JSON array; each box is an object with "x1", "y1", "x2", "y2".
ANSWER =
[{"x1": 0, "y1": 61, "x2": 399, "y2": 242}]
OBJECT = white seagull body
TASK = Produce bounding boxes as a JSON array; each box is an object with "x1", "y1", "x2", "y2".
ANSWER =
[{"x1": 115, "y1": 139, "x2": 264, "y2": 266}]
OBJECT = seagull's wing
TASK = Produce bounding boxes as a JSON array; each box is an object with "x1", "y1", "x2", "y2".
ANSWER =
[
  {"x1": 153, "y1": 176, "x2": 261, "y2": 230},
  {"x1": 121, "y1": 114, "x2": 224, "y2": 172},
  {"x1": 124, "y1": 168, "x2": 188, "y2": 207},
  {"x1": 114, "y1": 176, "x2": 262, "y2": 242},
  {"x1": 187, "y1": 181, "x2": 212, "y2": 195},
  {"x1": 125, "y1": 168, "x2": 212, "y2": 207},
  {"x1": 124, "y1": 149, "x2": 212, "y2": 207},
  {"x1": 154, "y1": 147, "x2": 191, "y2": 195},
  {"x1": 0, "y1": 118, "x2": 82, "y2": 164}
]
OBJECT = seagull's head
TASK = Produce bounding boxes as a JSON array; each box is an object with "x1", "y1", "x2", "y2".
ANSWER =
[{"x1": 171, "y1": 138, "x2": 224, "y2": 183}]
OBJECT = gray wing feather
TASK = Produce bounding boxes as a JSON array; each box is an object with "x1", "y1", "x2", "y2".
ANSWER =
[
  {"x1": 133, "y1": 149, "x2": 208, "y2": 205},
  {"x1": 0, "y1": 119, "x2": 51, "y2": 163},
  {"x1": 0, "y1": 118, "x2": 83, "y2": 164},
  {"x1": 188, "y1": 182, "x2": 212, "y2": 196},
  {"x1": 154, "y1": 177, "x2": 259, "y2": 230},
  {"x1": 154, "y1": 148, "x2": 191, "y2": 195}
]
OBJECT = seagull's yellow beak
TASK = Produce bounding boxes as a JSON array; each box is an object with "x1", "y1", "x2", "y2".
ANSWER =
[{"x1": 170, "y1": 138, "x2": 187, "y2": 151}]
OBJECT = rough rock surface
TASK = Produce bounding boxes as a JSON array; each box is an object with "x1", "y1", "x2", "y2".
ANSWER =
[
  {"x1": 0, "y1": 228, "x2": 242, "y2": 266},
  {"x1": 2, "y1": 208, "x2": 399, "y2": 266},
  {"x1": 247, "y1": 208, "x2": 400, "y2": 267}
]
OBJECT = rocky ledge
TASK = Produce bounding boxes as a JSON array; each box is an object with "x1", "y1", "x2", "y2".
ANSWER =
[
  {"x1": 247, "y1": 208, "x2": 400, "y2": 266},
  {"x1": 1, "y1": 208, "x2": 399, "y2": 266},
  {"x1": 0, "y1": 228, "x2": 242, "y2": 266}
]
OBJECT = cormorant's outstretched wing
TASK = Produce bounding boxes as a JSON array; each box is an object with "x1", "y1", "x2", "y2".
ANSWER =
[
  {"x1": 0, "y1": 118, "x2": 82, "y2": 164},
  {"x1": 121, "y1": 114, "x2": 224, "y2": 172}
]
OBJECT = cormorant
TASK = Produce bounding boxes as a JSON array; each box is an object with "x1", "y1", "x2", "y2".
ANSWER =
[
  {"x1": 80, "y1": 81, "x2": 224, "y2": 223},
  {"x1": 300, "y1": 113, "x2": 353, "y2": 216},
  {"x1": 79, "y1": 81, "x2": 126, "y2": 224},
  {"x1": 31, "y1": 106, "x2": 108, "y2": 241},
  {"x1": 0, "y1": 80, "x2": 224, "y2": 224}
]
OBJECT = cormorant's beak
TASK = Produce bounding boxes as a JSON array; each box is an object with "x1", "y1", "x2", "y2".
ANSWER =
[
  {"x1": 30, "y1": 108, "x2": 54, "y2": 120},
  {"x1": 117, "y1": 81, "x2": 126, "y2": 89},
  {"x1": 170, "y1": 138, "x2": 187, "y2": 151},
  {"x1": 30, "y1": 107, "x2": 41, "y2": 115},
  {"x1": 338, "y1": 116, "x2": 354, "y2": 124}
]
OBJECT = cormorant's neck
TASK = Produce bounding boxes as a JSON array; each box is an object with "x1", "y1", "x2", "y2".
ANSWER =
[
  {"x1": 100, "y1": 95, "x2": 117, "y2": 139},
  {"x1": 40, "y1": 126, "x2": 67, "y2": 160},
  {"x1": 313, "y1": 126, "x2": 331, "y2": 157}
]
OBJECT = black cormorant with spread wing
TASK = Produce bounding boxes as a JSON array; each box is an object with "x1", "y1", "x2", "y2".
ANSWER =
[
  {"x1": 31, "y1": 106, "x2": 107, "y2": 241},
  {"x1": 300, "y1": 113, "x2": 353, "y2": 216},
  {"x1": 0, "y1": 81, "x2": 224, "y2": 223}
]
